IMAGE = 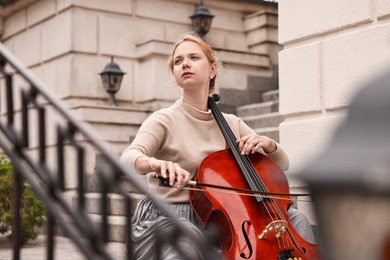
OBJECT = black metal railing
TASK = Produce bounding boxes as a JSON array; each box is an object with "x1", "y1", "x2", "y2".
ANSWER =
[{"x1": 0, "y1": 43, "x2": 214, "y2": 259}]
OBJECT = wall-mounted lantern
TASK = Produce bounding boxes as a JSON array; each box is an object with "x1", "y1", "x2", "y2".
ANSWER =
[
  {"x1": 99, "y1": 57, "x2": 125, "y2": 106},
  {"x1": 189, "y1": 0, "x2": 214, "y2": 38}
]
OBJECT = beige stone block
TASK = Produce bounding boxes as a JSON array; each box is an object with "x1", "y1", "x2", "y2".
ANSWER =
[
  {"x1": 323, "y1": 24, "x2": 390, "y2": 109},
  {"x1": 87, "y1": 123, "x2": 141, "y2": 143},
  {"x1": 246, "y1": 26, "x2": 278, "y2": 47},
  {"x1": 71, "y1": 55, "x2": 102, "y2": 99},
  {"x1": 163, "y1": 22, "x2": 192, "y2": 44},
  {"x1": 56, "y1": 0, "x2": 72, "y2": 11},
  {"x1": 279, "y1": 0, "x2": 371, "y2": 44},
  {"x1": 2, "y1": 37, "x2": 14, "y2": 53},
  {"x1": 211, "y1": 8, "x2": 244, "y2": 32},
  {"x1": 3, "y1": 9, "x2": 26, "y2": 39},
  {"x1": 217, "y1": 50, "x2": 270, "y2": 68},
  {"x1": 137, "y1": 0, "x2": 192, "y2": 25},
  {"x1": 66, "y1": 0, "x2": 132, "y2": 15},
  {"x1": 280, "y1": 114, "x2": 345, "y2": 179},
  {"x1": 134, "y1": 57, "x2": 181, "y2": 102},
  {"x1": 99, "y1": 15, "x2": 139, "y2": 58},
  {"x1": 41, "y1": 11, "x2": 72, "y2": 61},
  {"x1": 279, "y1": 43, "x2": 321, "y2": 114},
  {"x1": 136, "y1": 20, "x2": 166, "y2": 45},
  {"x1": 31, "y1": 55, "x2": 72, "y2": 99},
  {"x1": 244, "y1": 11, "x2": 278, "y2": 32},
  {"x1": 208, "y1": 30, "x2": 249, "y2": 52},
  {"x1": 217, "y1": 66, "x2": 247, "y2": 91},
  {"x1": 72, "y1": 9, "x2": 98, "y2": 53},
  {"x1": 133, "y1": 40, "x2": 180, "y2": 102},
  {"x1": 13, "y1": 26, "x2": 41, "y2": 66},
  {"x1": 72, "y1": 106, "x2": 148, "y2": 126},
  {"x1": 250, "y1": 43, "x2": 282, "y2": 65},
  {"x1": 378, "y1": 0, "x2": 390, "y2": 18},
  {"x1": 135, "y1": 39, "x2": 172, "y2": 60},
  {"x1": 27, "y1": 0, "x2": 56, "y2": 27}
]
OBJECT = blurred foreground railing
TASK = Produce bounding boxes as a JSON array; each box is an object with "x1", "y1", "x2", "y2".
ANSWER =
[{"x1": 0, "y1": 43, "x2": 215, "y2": 260}]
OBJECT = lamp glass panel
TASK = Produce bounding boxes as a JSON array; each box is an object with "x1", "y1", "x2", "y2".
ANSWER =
[
  {"x1": 192, "y1": 16, "x2": 201, "y2": 31},
  {"x1": 108, "y1": 74, "x2": 123, "y2": 92},
  {"x1": 200, "y1": 17, "x2": 211, "y2": 32},
  {"x1": 101, "y1": 74, "x2": 109, "y2": 91}
]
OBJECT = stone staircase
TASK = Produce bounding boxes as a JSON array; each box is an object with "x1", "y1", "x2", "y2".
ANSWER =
[
  {"x1": 81, "y1": 89, "x2": 284, "y2": 243},
  {"x1": 237, "y1": 89, "x2": 283, "y2": 142},
  {"x1": 78, "y1": 178, "x2": 146, "y2": 243},
  {"x1": 81, "y1": 192, "x2": 144, "y2": 242}
]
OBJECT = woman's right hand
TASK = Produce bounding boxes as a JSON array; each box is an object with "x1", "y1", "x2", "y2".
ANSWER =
[{"x1": 148, "y1": 157, "x2": 190, "y2": 188}]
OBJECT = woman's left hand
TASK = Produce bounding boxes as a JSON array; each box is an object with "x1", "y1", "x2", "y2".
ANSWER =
[{"x1": 236, "y1": 134, "x2": 277, "y2": 155}]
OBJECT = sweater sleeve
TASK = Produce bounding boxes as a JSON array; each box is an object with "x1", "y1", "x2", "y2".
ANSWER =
[
  {"x1": 120, "y1": 112, "x2": 168, "y2": 173},
  {"x1": 265, "y1": 143, "x2": 289, "y2": 171}
]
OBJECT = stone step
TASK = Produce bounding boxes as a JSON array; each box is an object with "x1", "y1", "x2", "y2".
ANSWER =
[
  {"x1": 75, "y1": 192, "x2": 145, "y2": 217},
  {"x1": 87, "y1": 160, "x2": 148, "y2": 193},
  {"x1": 76, "y1": 192, "x2": 146, "y2": 242},
  {"x1": 241, "y1": 112, "x2": 284, "y2": 129},
  {"x1": 88, "y1": 213, "x2": 128, "y2": 242},
  {"x1": 236, "y1": 100, "x2": 279, "y2": 117},
  {"x1": 253, "y1": 126, "x2": 280, "y2": 143},
  {"x1": 262, "y1": 89, "x2": 279, "y2": 102}
]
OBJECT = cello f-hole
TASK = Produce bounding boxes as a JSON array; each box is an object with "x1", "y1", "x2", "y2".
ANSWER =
[
  {"x1": 286, "y1": 228, "x2": 307, "y2": 254},
  {"x1": 240, "y1": 220, "x2": 253, "y2": 259}
]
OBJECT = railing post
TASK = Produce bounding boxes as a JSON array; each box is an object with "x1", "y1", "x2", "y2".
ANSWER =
[
  {"x1": 46, "y1": 211, "x2": 55, "y2": 260},
  {"x1": 12, "y1": 168, "x2": 22, "y2": 260}
]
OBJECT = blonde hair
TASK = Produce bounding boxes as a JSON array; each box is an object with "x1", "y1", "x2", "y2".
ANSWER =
[{"x1": 168, "y1": 33, "x2": 220, "y2": 94}]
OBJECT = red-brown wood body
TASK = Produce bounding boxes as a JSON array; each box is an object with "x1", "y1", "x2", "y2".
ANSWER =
[{"x1": 189, "y1": 149, "x2": 322, "y2": 260}]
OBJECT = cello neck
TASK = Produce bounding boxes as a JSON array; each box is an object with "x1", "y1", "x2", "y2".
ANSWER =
[
  {"x1": 208, "y1": 94, "x2": 269, "y2": 200},
  {"x1": 208, "y1": 94, "x2": 241, "y2": 158}
]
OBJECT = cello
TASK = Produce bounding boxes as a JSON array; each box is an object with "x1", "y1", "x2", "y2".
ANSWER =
[{"x1": 189, "y1": 94, "x2": 322, "y2": 260}]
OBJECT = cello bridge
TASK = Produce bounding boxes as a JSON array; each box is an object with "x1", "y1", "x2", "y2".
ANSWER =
[{"x1": 258, "y1": 220, "x2": 287, "y2": 240}]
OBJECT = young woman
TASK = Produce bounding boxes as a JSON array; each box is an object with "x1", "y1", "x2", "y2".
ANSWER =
[{"x1": 120, "y1": 33, "x2": 315, "y2": 259}]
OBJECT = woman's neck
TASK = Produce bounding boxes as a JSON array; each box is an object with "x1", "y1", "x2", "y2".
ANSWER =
[{"x1": 183, "y1": 90, "x2": 209, "y2": 111}]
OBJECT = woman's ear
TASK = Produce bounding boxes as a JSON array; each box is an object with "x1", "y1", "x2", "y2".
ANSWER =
[{"x1": 210, "y1": 62, "x2": 217, "y2": 79}]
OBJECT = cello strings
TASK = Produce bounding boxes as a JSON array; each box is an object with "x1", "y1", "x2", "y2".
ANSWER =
[
  {"x1": 240, "y1": 154, "x2": 286, "y2": 228},
  {"x1": 235, "y1": 132, "x2": 295, "y2": 249},
  {"x1": 229, "y1": 127, "x2": 295, "y2": 248},
  {"x1": 208, "y1": 96, "x2": 294, "y2": 249},
  {"x1": 210, "y1": 96, "x2": 286, "y2": 243}
]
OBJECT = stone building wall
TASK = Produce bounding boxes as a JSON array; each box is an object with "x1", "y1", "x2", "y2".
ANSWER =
[
  {"x1": 279, "y1": 0, "x2": 390, "y2": 223},
  {"x1": 0, "y1": 0, "x2": 280, "y2": 188}
]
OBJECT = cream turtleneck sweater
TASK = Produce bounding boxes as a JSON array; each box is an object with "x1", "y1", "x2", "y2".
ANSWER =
[{"x1": 120, "y1": 97, "x2": 289, "y2": 203}]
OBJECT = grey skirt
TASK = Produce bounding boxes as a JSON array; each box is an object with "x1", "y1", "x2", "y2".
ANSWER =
[
  {"x1": 128, "y1": 198, "x2": 315, "y2": 260},
  {"x1": 128, "y1": 197, "x2": 220, "y2": 260}
]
